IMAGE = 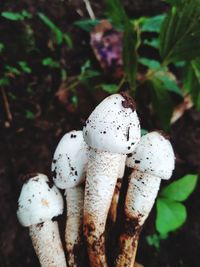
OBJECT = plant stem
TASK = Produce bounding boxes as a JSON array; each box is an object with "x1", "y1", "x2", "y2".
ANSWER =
[
  {"x1": 1, "y1": 87, "x2": 12, "y2": 122},
  {"x1": 83, "y1": 0, "x2": 96, "y2": 20}
]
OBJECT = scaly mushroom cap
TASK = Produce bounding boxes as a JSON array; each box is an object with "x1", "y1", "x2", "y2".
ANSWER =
[
  {"x1": 17, "y1": 173, "x2": 63, "y2": 227},
  {"x1": 52, "y1": 130, "x2": 88, "y2": 189},
  {"x1": 126, "y1": 131, "x2": 175, "y2": 180},
  {"x1": 83, "y1": 93, "x2": 140, "y2": 154}
]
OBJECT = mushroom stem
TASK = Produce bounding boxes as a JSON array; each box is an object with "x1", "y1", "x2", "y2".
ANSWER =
[
  {"x1": 109, "y1": 155, "x2": 126, "y2": 224},
  {"x1": 65, "y1": 185, "x2": 84, "y2": 267},
  {"x1": 116, "y1": 231, "x2": 139, "y2": 267},
  {"x1": 29, "y1": 219, "x2": 66, "y2": 267},
  {"x1": 84, "y1": 148, "x2": 121, "y2": 267},
  {"x1": 116, "y1": 171, "x2": 161, "y2": 267}
]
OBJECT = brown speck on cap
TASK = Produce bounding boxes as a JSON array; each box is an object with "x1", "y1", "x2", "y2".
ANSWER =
[
  {"x1": 21, "y1": 173, "x2": 39, "y2": 183},
  {"x1": 120, "y1": 92, "x2": 136, "y2": 112}
]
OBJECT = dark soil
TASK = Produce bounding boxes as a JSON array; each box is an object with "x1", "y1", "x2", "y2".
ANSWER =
[{"x1": 0, "y1": 1, "x2": 200, "y2": 267}]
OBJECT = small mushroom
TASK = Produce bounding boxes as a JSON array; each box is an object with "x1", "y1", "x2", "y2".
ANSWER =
[
  {"x1": 109, "y1": 154, "x2": 127, "y2": 224},
  {"x1": 83, "y1": 93, "x2": 140, "y2": 267},
  {"x1": 17, "y1": 173, "x2": 66, "y2": 267},
  {"x1": 116, "y1": 131, "x2": 175, "y2": 267},
  {"x1": 52, "y1": 130, "x2": 88, "y2": 267}
]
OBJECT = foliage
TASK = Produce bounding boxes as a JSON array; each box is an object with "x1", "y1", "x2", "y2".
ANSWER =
[
  {"x1": 37, "y1": 12, "x2": 72, "y2": 48},
  {"x1": 74, "y1": 19, "x2": 100, "y2": 31},
  {"x1": 147, "y1": 174, "x2": 198, "y2": 249},
  {"x1": 156, "y1": 174, "x2": 198, "y2": 236},
  {"x1": 105, "y1": 0, "x2": 138, "y2": 89},
  {"x1": 1, "y1": 10, "x2": 32, "y2": 21}
]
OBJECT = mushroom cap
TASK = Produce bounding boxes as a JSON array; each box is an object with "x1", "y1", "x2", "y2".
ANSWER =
[
  {"x1": 17, "y1": 173, "x2": 63, "y2": 227},
  {"x1": 126, "y1": 131, "x2": 175, "y2": 180},
  {"x1": 52, "y1": 130, "x2": 88, "y2": 189},
  {"x1": 83, "y1": 94, "x2": 141, "y2": 154}
]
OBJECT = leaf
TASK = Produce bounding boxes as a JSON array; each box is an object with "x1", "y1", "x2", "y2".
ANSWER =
[
  {"x1": 146, "y1": 234, "x2": 160, "y2": 249},
  {"x1": 154, "y1": 70, "x2": 182, "y2": 96},
  {"x1": 18, "y1": 61, "x2": 32, "y2": 73},
  {"x1": 159, "y1": 0, "x2": 200, "y2": 63},
  {"x1": 144, "y1": 38, "x2": 159, "y2": 49},
  {"x1": 139, "y1": 58, "x2": 161, "y2": 69},
  {"x1": 149, "y1": 77, "x2": 174, "y2": 130},
  {"x1": 1, "y1": 10, "x2": 32, "y2": 21},
  {"x1": 160, "y1": 174, "x2": 198, "y2": 202},
  {"x1": 156, "y1": 198, "x2": 187, "y2": 235},
  {"x1": 42, "y1": 57, "x2": 60, "y2": 68},
  {"x1": 0, "y1": 43, "x2": 5, "y2": 53},
  {"x1": 101, "y1": 84, "x2": 118, "y2": 93},
  {"x1": 105, "y1": 0, "x2": 127, "y2": 29},
  {"x1": 0, "y1": 77, "x2": 10, "y2": 87},
  {"x1": 37, "y1": 12, "x2": 72, "y2": 48},
  {"x1": 25, "y1": 110, "x2": 35, "y2": 119},
  {"x1": 105, "y1": 0, "x2": 138, "y2": 88},
  {"x1": 184, "y1": 58, "x2": 200, "y2": 110},
  {"x1": 74, "y1": 19, "x2": 100, "y2": 31},
  {"x1": 165, "y1": 0, "x2": 184, "y2": 6},
  {"x1": 5, "y1": 65, "x2": 21, "y2": 76},
  {"x1": 141, "y1": 14, "x2": 166, "y2": 33}
]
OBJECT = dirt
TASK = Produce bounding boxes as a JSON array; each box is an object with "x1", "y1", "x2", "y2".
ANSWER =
[{"x1": 0, "y1": 1, "x2": 200, "y2": 267}]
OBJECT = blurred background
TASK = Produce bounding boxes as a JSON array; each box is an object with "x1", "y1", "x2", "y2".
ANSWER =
[{"x1": 0, "y1": 0, "x2": 200, "y2": 266}]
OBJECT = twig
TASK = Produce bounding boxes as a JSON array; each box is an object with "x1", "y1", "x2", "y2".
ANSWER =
[
  {"x1": 83, "y1": 0, "x2": 96, "y2": 19},
  {"x1": 1, "y1": 87, "x2": 12, "y2": 122}
]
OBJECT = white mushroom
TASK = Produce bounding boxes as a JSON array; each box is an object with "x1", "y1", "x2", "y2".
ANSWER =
[
  {"x1": 116, "y1": 131, "x2": 175, "y2": 267},
  {"x1": 109, "y1": 154, "x2": 127, "y2": 224},
  {"x1": 52, "y1": 130, "x2": 88, "y2": 267},
  {"x1": 83, "y1": 93, "x2": 140, "y2": 267},
  {"x1": 17, "y1": 173, "x2": 66, "y2": 267}
]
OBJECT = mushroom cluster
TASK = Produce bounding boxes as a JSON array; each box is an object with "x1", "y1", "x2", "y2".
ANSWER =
[{"x1": 17, "y1": 93, "x2": 175, "y2": 267}]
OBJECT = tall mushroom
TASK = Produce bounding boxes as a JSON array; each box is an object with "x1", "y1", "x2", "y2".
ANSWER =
[
  {"x1": 116, "y1": 131, "x2": 175, "y2": 267},
  {"x1": 109, "y1": 154, "x2": 127, "y2": 224},
  {"x1": 83, "y1": 93, "x2": 140, "y2": 267},
  {"x1": 52, "y1": 130, "x2": 88, "y2": 267},
  {"x1": 17, "y1": 173, "x2": 66, "y2": 267}
]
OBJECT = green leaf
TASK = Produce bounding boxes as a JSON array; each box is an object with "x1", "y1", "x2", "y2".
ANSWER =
[
  {"x1": 184, "y1": 58, "x2": 200, "y2": 110},
  {"x1": 74, "y1": 19, "x2": 100, "y2": 31},
  {"x1": 5, "y1": 65, "x2": 21, "y2": 75},
  {"x1": 0, "y1": 77, "x2": 10, "y2": 87},
  {"x1": 139, "y1": 58, "x2": 161, "y2": 69},
  {"x1": 141, "y1": 14, "x2": 166, "y2": 33},
  {"x1": 146, "y1": 234, "x2": 160, "y2": 249},
  {"x1": 1, "y1": 10, "x2": 32, "y2": 21},
  {"x1": 149, "y1": 78, "x2": 174, "y2": 130},
  {"x1": 25, "y1": 110, "x2": 35, "y2": 119},
  {"x1": 154, "y1": 70, "x2": 182, "y2": 96},
  {"x1": 101, "y1": 84, "x2": 118, "y2": 93},
  {"x1": 144, "y1": 38, "x2": 159, "y2": 49},
  {"x1": 159, "y1": 0, "x2": 200, "y2": 63},
  {"x1": 0, "y1": 43, "x2": 5, "y2": 53},
  {"x1": 18, "y1": 61, "x2": 32, "y2": 73},
  {"x1": 161, "y1": 174, "x2": 198, "y2": 202},
  {"x1": 105, "y1": 0, "x2": 138, "y2": 88},
  {"x1": 165, "y1": 0, "x2": 184, "y2": 6},
  {"x1": 105, "y1": 0, "x2": 127, "y2": 29},
  {"x1": 156, "y1": 198, "x2": 187, "y2": 235},
  {"x1": 42, "y1": 57, "x2": 60, "y2": 68},
  {"x1": 37, "y1": 12, "x2": 72, "y2": 48}
]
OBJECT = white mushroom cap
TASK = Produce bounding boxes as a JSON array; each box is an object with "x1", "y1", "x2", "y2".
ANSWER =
[
  {"x1": 126, "y1": 131, "x2": 175, "y2": 180},
  {"x1": 17, "y1": 173, "x2": 63, "y2": 227},
  {"x1": 83, "y1": 93, "x2": 140, "y2": 154},
  {"x1": 52, "y1": 130, "x2": 88, "y2": 189}
]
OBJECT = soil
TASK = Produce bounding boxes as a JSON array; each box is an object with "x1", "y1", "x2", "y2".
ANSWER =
[{"x1": 0, "y1": 1, "x2": 200, "y2": 267}]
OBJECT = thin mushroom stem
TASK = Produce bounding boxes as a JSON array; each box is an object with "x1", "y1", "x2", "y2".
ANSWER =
[
  {"x1": 29, "y1": 219, "x2": 66, "y2": 267},
  {"x1": 84, "y1": 148, "x2": 121, "y2": 267},
  {"x1": 65, "y1": 185, "x2": 84, "y2": 267},
  {"x1": 116, "y1": 171, "x2": 161, "y2": 267},
  {"x1": 109, "y1": 155, "x2": 126, "y2": 224}
]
